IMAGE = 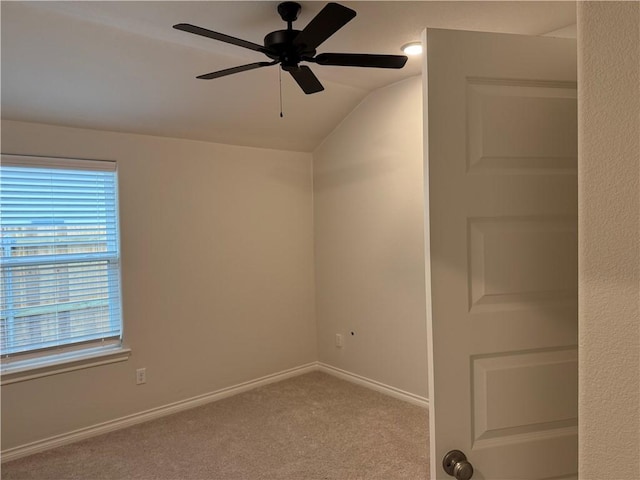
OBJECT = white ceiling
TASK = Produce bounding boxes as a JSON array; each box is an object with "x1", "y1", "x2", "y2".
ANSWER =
[{"x1": 1, "y1": 1, "x2": 576, "y2": 152}]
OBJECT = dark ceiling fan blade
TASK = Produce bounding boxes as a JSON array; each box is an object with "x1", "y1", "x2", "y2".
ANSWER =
[
  {"x1": 197, "y1": 61, "x2": 278, "y2": 80},
  {"x1": 285, "y1": 65, "x2": 324, "y2": 94},
  {"x1": 313, "y1": 53, "x2": 408, "y2": 69},
  {"x1": 173, "y1": 23, "x2": 271, "y2": 54},
  {"x1": 293, "y1": 3, "x2": 356, "y2": 51}
]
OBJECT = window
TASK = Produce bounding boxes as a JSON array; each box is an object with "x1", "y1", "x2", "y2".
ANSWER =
[{"x1": 1, "y1": 155, "x2": 127, "y2": 381}]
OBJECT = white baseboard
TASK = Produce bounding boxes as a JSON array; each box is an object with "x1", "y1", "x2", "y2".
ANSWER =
[
  {"x1": 1, "y1": 362, "x2": 317, "y2": 463},
  {"x1": 2, "y1": 361, "x2": 428, "y2": 463},
  {"x1": 317, "y1": 362, "x2": 429, "y2": 409}
]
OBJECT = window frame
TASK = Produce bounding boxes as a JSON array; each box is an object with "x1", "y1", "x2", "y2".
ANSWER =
[{"x1": 0, "y1": 154, "x2": 129, "y2": 384}]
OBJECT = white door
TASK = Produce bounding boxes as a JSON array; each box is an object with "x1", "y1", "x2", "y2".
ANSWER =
[{"x1": 424, "y1": 29, "x2": 578, "y2": 480}]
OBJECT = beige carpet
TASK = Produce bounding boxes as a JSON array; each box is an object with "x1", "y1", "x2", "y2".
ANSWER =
[{"x1": 2, "y1": 371, "x2": 429, "y2": 479}]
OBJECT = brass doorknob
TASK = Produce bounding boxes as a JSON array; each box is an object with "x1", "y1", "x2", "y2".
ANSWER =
[{"x1": 443, "y1": 449, "x2": 474, "y2": 480}]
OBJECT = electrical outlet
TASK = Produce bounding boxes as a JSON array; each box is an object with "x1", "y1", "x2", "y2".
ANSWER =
[
  {"x1": 136, "y1": 368, "x2": 146, "y2": 385},
  {"x1": 335, "y1": 334, "x2": 344, "y2": 348}
]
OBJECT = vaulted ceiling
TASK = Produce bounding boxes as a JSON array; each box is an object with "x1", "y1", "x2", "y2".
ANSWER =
[{"x1": 1, "y1": 1, "x2": 576, "y2": 152}]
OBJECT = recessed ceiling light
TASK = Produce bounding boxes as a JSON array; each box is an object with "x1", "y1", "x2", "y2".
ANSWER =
[{"x1": 401, "y1": 42, "x2": 423, "y2": 56}]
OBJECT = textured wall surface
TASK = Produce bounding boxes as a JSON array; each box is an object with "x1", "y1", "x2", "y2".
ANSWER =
[
  {"x1": 1, "y1": 120, "x2": 317, "y2": 450},
  {"x1": 313, "y1": 76, "x2": 428, "y2": 398},
  {"x1": 578, "y1": 2, "x2": 640, "y2": 478}
]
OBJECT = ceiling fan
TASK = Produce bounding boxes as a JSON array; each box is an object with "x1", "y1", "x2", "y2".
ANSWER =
[{"x1": 173, "y1": 2, "x2": 408, "y2": 95}]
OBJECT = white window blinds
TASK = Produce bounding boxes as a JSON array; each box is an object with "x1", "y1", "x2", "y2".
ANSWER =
[{"x1": 1, "y1": 155, "x2": 122, "y2": 358}]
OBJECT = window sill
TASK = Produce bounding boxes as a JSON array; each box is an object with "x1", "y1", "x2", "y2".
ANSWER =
[{"x1": 1, "y1": 345, "x2": 131, "y2": 385}]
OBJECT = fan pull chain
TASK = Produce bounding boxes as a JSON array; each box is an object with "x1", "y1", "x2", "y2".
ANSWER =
[{"x1": 279, "y1": 66, "x2": 284, "y2": 118}]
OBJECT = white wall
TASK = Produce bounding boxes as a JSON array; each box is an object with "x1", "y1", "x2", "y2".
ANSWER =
[
  {"x1": 313, "y1": 76, "x2": 428, "y2": 398},
  {"x1": 1, "y1": 120, "x2": 317, "y2": 450},
  {"x1": 577, "y1": 2, "x2": 640, "y2": 478}
]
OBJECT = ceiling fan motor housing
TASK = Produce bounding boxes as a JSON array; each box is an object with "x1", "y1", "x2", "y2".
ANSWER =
[{"x1": 264, "y1": 30, "x2": 315, "y2": 68}]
